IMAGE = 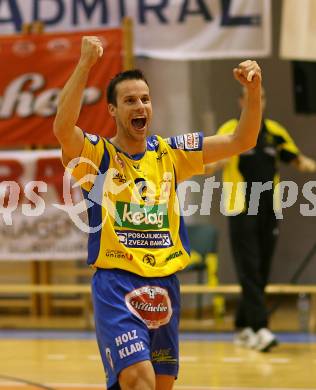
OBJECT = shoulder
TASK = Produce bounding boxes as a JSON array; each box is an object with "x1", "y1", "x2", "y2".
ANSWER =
[
  {"x1": 82, "y1": 132, "x2": 109, "y2": 154},
  {"x1": 265, "y1": 119, "x2": 290, "y2": 137},
  {"x1": 81, "y1": 132, "x2": 111, "y2": 172}
]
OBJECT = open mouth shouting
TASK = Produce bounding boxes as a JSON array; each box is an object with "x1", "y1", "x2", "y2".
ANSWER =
[{"x1": 131, "y1": 117, "x2": 147, "y2": 131}]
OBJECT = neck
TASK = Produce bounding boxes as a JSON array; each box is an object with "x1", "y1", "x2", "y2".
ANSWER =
[{"x1": 110, "y1": 136, "x2": 147, "y2": 156}]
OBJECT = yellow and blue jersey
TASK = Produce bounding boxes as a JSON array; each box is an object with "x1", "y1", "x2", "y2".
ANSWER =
[
  {"x1": 67, "y1": 132, "x2": 204, "y2": 277},
  {"x1": 218, "y1": 119, "x2": 299, "y2": 215}
]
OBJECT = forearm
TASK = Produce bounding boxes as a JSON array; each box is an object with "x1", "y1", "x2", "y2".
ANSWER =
[
  {"x1": 202, "y1": 90, "x2": 262, "y2": 164},
  {"x1": 54, "y1": 60, "x2": 90, "y2": 140},
  {"x1": 233, "y1": 87, "x2": 262, "y2": 151}
]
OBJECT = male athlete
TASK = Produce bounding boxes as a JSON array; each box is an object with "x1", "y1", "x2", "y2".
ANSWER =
[{"x1": 54, "y1": 36, "x2": 262, "y2": 390}]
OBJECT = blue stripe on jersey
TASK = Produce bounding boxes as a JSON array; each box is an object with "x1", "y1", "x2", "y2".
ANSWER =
[
  {"x1": 197, "y1": 132, "x2": 203, "y2": 151},
  {"x1": 106, "y1": 138, "x2": 147, "y2": 161},
  {"x1": 122, "y1": 135, "x2": 159, "y2": 159},
  {"x1": 174, "y1": 167, "x2": 190, "y2": 256},
  {"x1": 130, "y1": 151, "x2": 145, "y2": 160},
  {"x1": 84, "y1": 139, "x2": 110, "y2": 264},
  {"x1": 165, "y1": 136, "x2": 178, "y2": 149},
  {"x1": 147, "y1": 135, "x2": 159, "y2": 151},
  {"x1": 179, "y1": 214, "x2": 190, "y2": 256}
]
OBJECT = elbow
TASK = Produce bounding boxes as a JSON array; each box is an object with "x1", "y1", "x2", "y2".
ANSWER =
[
  {"x1": 233, "y1": 135, "x2": 257, "y2": 154},
  {"x1": 53, "y1": 105, "x2": 67, "y2": 137},
  {"x1": 53, "y1": 115, "x2": 61, "y2": 137},
  {"x1": 53, "y1": 119, "x2": 63, "y2": 144},
  {"x1": 242, "y1": 137, "x2": 257, "y2": 151},
  {"x1": 53, "y1": 116, "x2": 69, "y2": 144}
]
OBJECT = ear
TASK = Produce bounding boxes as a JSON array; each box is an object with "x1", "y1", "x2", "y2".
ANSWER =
[{"x1": 108, "y1": 103, "x2": 116, "y2": 117}]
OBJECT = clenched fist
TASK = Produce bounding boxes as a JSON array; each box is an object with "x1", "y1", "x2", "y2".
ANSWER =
[
  {"x1": 79, "y1": 36, "x2": 103, "y2": 69},
  {"x1": 233, "y1": 60, "x2": 262, "y2": 88}
]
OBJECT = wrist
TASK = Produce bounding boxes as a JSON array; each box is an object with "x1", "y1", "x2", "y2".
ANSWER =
[
  {"x1": 247, "y1": 84, "x2": 261, "y2": 97},
  {"x1": 77, "y1": 58, "x2": 94, "y2": 73}
]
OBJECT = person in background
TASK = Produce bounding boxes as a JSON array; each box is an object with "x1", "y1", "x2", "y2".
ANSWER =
[
  {"x1": 205, "y1": 87, "x2": 316, "y2": 352},
  {"x1": 53, "y1": 35, "x2": 262, "y2": 389}
]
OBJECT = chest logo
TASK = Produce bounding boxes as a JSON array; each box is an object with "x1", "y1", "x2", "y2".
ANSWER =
[
  {"x1": 115, "y1": 202, "x2": 169, "y2": 230},
  {"x1": 142, "y1": 254, "x2": 156, "y2": 267}
]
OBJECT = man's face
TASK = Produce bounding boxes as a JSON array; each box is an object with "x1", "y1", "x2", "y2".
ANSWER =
[{"x1": 108, "y1": 79, "x2": 152, "y2": 143}]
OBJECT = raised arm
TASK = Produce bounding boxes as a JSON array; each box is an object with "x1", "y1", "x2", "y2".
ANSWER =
[
  {"x1": 53, "y1": 36, "x2": 103, "y2": 160},
  {"x1": 203, "y1": 60, "x2": 262, "y2": 165}
]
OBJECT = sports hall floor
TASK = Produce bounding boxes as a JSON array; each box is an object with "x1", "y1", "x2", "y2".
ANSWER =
[{"x1": 0, "y1": 331, "x2": 315, "y2": 390}]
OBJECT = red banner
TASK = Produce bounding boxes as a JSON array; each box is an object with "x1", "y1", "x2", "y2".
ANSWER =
[
  {"x1": 0, "y1": 149, "x2": 88, "y2": 260},
  {"x1": 0, "y1": 29, "x2": 123, "y2": 147}
]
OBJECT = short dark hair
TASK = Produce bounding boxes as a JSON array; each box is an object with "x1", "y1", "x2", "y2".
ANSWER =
[{"x1": 106, "y1": 69, "x2": 149, "y2": 106}]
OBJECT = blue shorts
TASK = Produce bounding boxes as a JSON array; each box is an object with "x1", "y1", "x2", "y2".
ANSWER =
[{"x1": 92, "y1": 268, "x2": 180, "y2": 389}]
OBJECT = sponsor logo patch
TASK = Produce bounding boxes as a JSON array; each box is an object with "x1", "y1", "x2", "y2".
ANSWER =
[
  {"x1": 156, "y1": 149, "x2": 168, "y2": 161},
  {"x1": 152, "y1": 348, "x2": 177, "y2": 364},
  {"x1": 115, "y1": 230, "x2": 173, "y2": 248},
  {"x1": 142, "y1": 254, "x2": 156, "y2": 267},
  {"x1": 183, "y1": 133, "x2": 200, "y2": 150},
  {"x1": 114, "y1": 330, "x2": 145, "y2": 360},
  {"x1": 165, "y1": 250, "x2": 183, "y2": 263},
  {"x1": 115, "y1": 202, "x2": 169, "y2": 230},
  {"x1": 105, "y1": 249, "x2": 133, "y2": 261},
  {"x1": 125, "y1": 286, "x2": 172, "y2": 329},
  {"x1": 112, "y1": 172, "x2": 128, "y2": 183}
]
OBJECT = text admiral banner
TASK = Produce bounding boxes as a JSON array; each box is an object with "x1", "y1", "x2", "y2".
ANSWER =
[{"x1": 0, "y1": 0, "x2": 271, "y2": 59}]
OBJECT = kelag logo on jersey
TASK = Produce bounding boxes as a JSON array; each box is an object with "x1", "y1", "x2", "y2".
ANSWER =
[{"x1": 115, "y1": 202, "x2": 169, "y2": 230}]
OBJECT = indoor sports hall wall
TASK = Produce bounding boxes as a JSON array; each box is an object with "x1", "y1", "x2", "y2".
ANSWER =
[{"x1": 137, "y1": 0, "x2": 316, "y2": 284}]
